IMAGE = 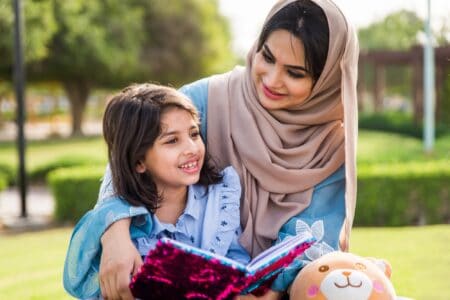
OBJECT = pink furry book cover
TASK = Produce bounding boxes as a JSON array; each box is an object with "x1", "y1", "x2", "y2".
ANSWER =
[{"x1": 129, "y1": 233, "x2": 315, "y2": 300}]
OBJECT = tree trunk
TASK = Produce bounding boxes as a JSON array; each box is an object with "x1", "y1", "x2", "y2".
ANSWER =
[{"x1": 63, "y1": 81, "x2": 90, "y2": 137}]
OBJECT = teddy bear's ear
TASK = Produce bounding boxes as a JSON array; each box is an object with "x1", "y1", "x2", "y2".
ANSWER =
[{"x1": 366, "y1": 257, "x2": 392, "y2": 278}]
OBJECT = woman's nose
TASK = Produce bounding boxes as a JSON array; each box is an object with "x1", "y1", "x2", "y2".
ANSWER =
[{"x1": 264, "y1": 66, "x2": 283, "y2": 88}]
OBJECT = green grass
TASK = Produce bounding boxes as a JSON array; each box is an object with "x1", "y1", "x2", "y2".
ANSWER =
[
  {"x1": 0, "y1": 136, "x2": 107, "y2": 183},
  {"x1": 0, "y1": 227, "x2": 72, "y2": 299},
  {"x1": 357, "y1": 130, "x2": 450, "y2": 164},
  {"x1": 0, "y1": 226, "x2": 449, "y2": 299},
  {"x1": 0, "y1": 136, "x2": 107, "y2": 172},
  {"x1": 351, "y1": 225, "x2": 450, "y2": 300}
]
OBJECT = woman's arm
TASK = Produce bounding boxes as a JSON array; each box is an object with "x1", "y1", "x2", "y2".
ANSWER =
[
  {"x1": 99, "y1": 218, "x2": 142, "y2": 300},
  {"x1": 270, "y1": 165, "x2": 346, "y2": 292}
]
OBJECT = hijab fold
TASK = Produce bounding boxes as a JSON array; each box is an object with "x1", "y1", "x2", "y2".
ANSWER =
[{"x1": 207, "y1": 0, "x2": 358, "y2": 256}]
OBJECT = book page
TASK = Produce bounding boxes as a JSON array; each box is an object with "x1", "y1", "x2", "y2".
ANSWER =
[{"x1": 246, "y1": 232, "x2": 313, "y2": 273}]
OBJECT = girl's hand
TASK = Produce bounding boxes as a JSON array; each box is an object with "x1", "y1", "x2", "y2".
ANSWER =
[{"x1": 99, "y1": 218, "x2": 143, "y2": 300}]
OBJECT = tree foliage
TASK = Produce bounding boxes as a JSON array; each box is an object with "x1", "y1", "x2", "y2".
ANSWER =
[
  {"x1": 0, "y1": 0, "x2": 234, "y2": 135},
  {"x1": 358, "y1": 10, "x2": 424, "y2": 51}
]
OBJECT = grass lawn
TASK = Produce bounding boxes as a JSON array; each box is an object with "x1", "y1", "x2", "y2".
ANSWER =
[
  {"x1": 0, "y1": 136, "x2": 107, "y2": 173},
  {"x1": 0, "y1": 225, "x2": 449, "y2": 299}
]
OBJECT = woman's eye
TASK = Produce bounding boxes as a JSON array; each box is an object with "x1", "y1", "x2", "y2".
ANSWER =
[
  {"x1": 287, "y1": 70, "x2": 306, "y2": 79},
  {"x1": 165, "y1": 138, "x2": 177, "y2": 144},
  {"x1": 262, "y1": 51, "x2": 274, "y2": 63}
]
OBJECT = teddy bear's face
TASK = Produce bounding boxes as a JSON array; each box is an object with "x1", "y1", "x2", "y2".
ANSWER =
[{"x1": 290, "y1": 252, "x2": 396, "y2": 300}]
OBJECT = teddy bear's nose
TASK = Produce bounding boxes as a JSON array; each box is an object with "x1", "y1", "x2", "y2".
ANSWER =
[{"x1": 342, "y1": 271, "x2": 352, "y2": 277}]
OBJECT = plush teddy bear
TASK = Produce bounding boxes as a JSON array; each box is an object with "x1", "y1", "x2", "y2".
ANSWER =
[{"x1": 290, "y1": 251, "x2": 397, "y2": 300}]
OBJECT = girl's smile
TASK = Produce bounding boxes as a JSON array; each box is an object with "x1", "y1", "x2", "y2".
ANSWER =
[{"x1": 136, "y1": 107, "x2": 205, "y2": 194}]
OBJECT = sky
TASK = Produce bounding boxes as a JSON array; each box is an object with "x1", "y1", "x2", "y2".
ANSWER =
[{"x1": 218, "y1": 0, "x2": 450, "y2": 55}]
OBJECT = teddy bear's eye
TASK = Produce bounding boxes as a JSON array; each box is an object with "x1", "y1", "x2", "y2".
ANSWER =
[
  {"x1": 319, "y1": 265, "x2": 329, "y2": 272},
  {"x1": 355, "y1": 263, "x2": 366, "y2": 270}
]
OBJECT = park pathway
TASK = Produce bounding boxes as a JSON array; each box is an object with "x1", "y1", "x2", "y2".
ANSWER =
[{"x1": 0, "y1": 185, "x2": 55, "y2": 232}]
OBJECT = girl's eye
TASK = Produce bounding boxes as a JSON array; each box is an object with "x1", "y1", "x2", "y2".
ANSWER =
[
  {"x1": 191, "y1": 131, "x2": 200, "y2": 139},
  {"x1": 287, "y1": 70, "x2": 306, "y2": 79},
  {"x1": 262, "y1": 51, "x2": 274, "y2": 64}
]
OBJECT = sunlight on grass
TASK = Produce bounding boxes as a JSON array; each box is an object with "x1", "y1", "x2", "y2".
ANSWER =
[
  {"x1": 352, "y1": 225, "x2": 450, "y2": 300},
  {"x1": 0, "y1": 137, "x2": 107, "y2": 171},
  {"x1": 0, "y1": 227, "x2": 72, "y2": 299}
]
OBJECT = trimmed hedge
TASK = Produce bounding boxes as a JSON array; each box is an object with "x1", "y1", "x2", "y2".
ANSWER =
[
  {"x1": 46, "y1": 161, "x2": 449, "y2": 226},
  {"x1": 47, "y1": 165, "x2": 105, "y2": 223},
  {"x1": 0, "y1": 163, "x2": 16, "y2": 186},
  {"x1": 0, "y1": 172, "x2": 7, "y2": 192},
  {"x1": 359, "y1": 112, "x2": 450, "y2": 139},
  {"x1": 355, "y1": 162, "x2": 450, "y2": 226},
  {"x1": 31, "y1": 155, "x2": 105, "y2": 183}
]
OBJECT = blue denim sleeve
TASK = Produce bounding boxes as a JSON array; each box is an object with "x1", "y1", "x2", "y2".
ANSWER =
[
  {"x1": 179, "y1": 78, "x2": 209, "y2": 139},
  {"x1": 270, "y1": 165, "x2": 346, "y2": 292},
  {"x1": 63, "y1": 197, "x2": 150, "y2": 299}
]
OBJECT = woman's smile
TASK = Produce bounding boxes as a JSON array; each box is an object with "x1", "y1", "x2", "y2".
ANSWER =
[{"x1": 262, "y1": 82, "x2": 286, "y2": 100}]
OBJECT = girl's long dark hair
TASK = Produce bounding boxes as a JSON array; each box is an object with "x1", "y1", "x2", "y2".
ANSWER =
[{"x1": 103, "y1": 83, "x2": 222, "y2": 212}]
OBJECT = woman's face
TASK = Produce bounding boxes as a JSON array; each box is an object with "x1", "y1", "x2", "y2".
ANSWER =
[{"x1": 251, "y1": 29, "x2": 314, "y2": 110}]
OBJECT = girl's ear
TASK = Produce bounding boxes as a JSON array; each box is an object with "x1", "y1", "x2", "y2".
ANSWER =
[{"x1": 136, "y1": 161, "x2": 147, "y2": 173}]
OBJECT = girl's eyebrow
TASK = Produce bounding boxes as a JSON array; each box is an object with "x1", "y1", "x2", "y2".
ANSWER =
[
  {"x1": 263, "y1": 44, "x2": 309, "y2": 73},
  {"x1": 158, "y1": 125, "x2": 198, "y2": 139}
]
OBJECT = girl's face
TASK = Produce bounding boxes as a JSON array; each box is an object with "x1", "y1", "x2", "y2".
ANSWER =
[
  {"x1": 251, "y1": 29, "x2": 314, "y2": 110},
  {"x1": 137, "y1": 107, "x2": 205, "y2": 193}
]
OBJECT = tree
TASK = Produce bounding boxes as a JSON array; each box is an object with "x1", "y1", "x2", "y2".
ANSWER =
[
  {"x1": 0, "y1": 0, "x2": 235, "y2": 136},
  {"x1": 358, "y1": 10, "x2": 424, "y2": 51}
]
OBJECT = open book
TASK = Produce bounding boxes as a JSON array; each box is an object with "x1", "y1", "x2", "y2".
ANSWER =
[{"x1": 130, "y1": 232, "x2": 315, "y2": 299}]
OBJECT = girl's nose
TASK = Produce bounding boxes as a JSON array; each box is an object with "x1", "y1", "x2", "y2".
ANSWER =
[{"x1": 183, "y1": 139, "x2": 198, "y2": 155}]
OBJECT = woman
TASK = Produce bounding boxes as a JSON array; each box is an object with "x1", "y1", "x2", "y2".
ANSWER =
[{"x1": 96, "y1": 0, "x2": 358, "y2": 298}]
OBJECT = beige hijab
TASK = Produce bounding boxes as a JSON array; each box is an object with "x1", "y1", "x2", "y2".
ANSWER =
[{"x1": 207, "y1": 0, "x2": 358, "y2": 256}]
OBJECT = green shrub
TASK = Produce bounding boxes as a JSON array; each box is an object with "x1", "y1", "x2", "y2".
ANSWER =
[
  {"x1": 30, "y1": 155, "x2": 105, "y2": 183},
  {"x1": 356, "y1": 162, "x2": 450, "y2": 226},
  {"x1": 359, "y1": 112, "x2": 450, "y2": 138},
  {"x1": 0, "y1": 173, "x2": 7, "y2": 191},
  {"x1": 47, "y1": 165, "x2": 105, "y2": 223},
  {"x1": 0, "y1": 163, "x2": 16, "y2": 185}
]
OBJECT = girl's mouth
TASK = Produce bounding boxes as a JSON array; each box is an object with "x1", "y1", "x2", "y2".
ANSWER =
[{"x1": 179, "y1": 160, "x2": 201, "y2": 174}]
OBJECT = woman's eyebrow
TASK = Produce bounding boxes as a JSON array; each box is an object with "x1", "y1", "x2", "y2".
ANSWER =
[{"x1": 263, "y1": 44, "x2": 308, "y2": 72}]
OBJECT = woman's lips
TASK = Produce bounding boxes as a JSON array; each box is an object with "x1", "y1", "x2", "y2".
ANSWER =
[{"x1": 262, "y1": 83, "x2": 285, "y2": 100}]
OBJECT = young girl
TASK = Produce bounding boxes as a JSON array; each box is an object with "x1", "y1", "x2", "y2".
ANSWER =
[{"x1": 63, "y1": 83, "x2": 250, "y2": 299}]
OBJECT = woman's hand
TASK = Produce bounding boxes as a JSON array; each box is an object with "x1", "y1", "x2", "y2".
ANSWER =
[
  {"x1": 99, "y1": 218, "x2": 143, "y2": 300},
  {"x1": 236, "y1": 290, "x2": 283, "y2": 300}
]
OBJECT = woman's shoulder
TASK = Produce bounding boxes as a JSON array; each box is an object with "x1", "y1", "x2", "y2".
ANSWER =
[{"x1": 179, "y1": 77, "x2": 210, "y2": 101}]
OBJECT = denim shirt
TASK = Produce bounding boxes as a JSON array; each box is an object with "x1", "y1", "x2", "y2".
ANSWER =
[{"x1": 63, "y1": 166, "x2": 250, "y2": 299}]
